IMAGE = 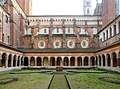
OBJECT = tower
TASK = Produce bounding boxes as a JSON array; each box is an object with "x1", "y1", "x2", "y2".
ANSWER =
[
  {"x1": 83, "y1": 0, "x2": 92, "y2": 15},
  {"x1": 17, "y1": 0, "x2": 32, "y2": 15}
]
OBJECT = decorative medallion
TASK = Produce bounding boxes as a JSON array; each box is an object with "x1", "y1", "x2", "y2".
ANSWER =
[
  {"x1": 67, "y1": 40, "x2": 75, "y2": 48},
  {"x1": 38, "y1": 41, "x2": 46, "y2": 49},
  {"x1": 53, "y1": 40, "x2": 61, "y2": 48},
  {"x1": 81, "y1": 40, "x2": 88, "y2": 48}
]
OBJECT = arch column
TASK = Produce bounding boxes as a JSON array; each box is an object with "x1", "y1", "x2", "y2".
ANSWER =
[
  {"x1": 97, "y1": 56, "x2": 99, "y2": 66},
  {"x1": 88, "y1": 57, "x2": 90, "y2": 66},
  {"x1": 75, "y1": 57, "x2": 77, "y2": 66},
  {"x1": 105, "y1": 56, "x2": 108, "y2": 67},
  {"x1": 5, "y1": 59, "x2": 8, "y2": 67},
  {"x1": 41, "y1": 57, "x2": 43, "y2": 66},
  {"x1": 68, "y1": 57, "x2": 70, "y2": 66},
  {"x1": 101, "y1": 58, "x2": 103, "y2": 66},
  {"x1": 110, "y1": 59, "x2": 113, "y2": 67},
  {"x1": 19, "y1": 57, "x2": 21, "y2": 66},
  {"x1": 82, "y1": 56, "x2": 84, "y2": 66},
  {"x1": 48, "y1": 56, "x2": 50, "y2": 66},
  {"x1": 34, "y1": 56, "x2": 37, "y2": 66},
  {"x1": 28, "y1": 56, "x2": 30, "y2": 66},
  {"x1": 11, "y1": 58, "x2": 13, "y2": 67}
]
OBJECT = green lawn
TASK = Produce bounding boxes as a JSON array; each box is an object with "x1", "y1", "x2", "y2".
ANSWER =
[
  {"x1": 67, "y1": 70, "x2": 120, "y2": 89},
  {"x1": 0, "y1": 69, "x2": 52, "y2": 89},
  {"x1": 49, "y1": 75, "x2": 69, "y2": 89}
]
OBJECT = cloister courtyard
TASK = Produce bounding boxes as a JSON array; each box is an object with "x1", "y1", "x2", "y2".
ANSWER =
[{"x1": 0, "y1": 68, "x2": 120, "y2": 89}]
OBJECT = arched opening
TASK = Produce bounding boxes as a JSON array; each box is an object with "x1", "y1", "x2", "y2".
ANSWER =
[
  {"x1": 96, "y1": 56, "x2": 98, "y2": 66},
  {"x1": 70, "y1": 57, "x2": 75, "y2": 66},
  {"x1": 8, "y1": 54, "x2": 12, "y2": 67},
  {"x1": 118, "y1": 51, "x2": 120, "y2": 67},
  {"x1": 13, "y1": 55, "x2": 17, "y2": 67},
  {"x1": 107, "y1": 54, "x2": 111, "y2": 67},
  {"x1": 2, "y1": 53, "x2": 7, "y2": 67},
  {"x1": 90, "y1": 56, "x2": 95, "y2": 66},
  {"x1": 17, "y1": 56, "x2": 20, "y2": 66},
  {"x1": 112, "y1": 52, "x2": 117, "y2": 67},
  {"x1": 77, "y1": 57, "x2": 82, "y2": 66},
  {"x1": 30, "y1": 57, "x2": 35, "y2": 66},
  {"x1": 102, "y1": 54, "x2": 106, "y2": 66},
  {"x1": 57, "y1": 57, "x2": 62, "y2": 66},
  {"x1": 37, "y1": 57, "x2": 42, "y2": 66},
  {"x1": 63, "y1": 57, "x2": 69, "y2": 66},
  {"x1": 98, "y1": 55, "x2": 101, "y2": 66},
  {"x1": 24, "y1": 57, "x2": 28, "y2": 66},
  {"x1": 43, "y1": 57, "x2": 48, "y2": 66},
  {"x1": 84, "y1": 57, "x2": 88, "y2": 66},
  {"x1": 50, "y1": 57, "x2": 55, "y2": 66}
]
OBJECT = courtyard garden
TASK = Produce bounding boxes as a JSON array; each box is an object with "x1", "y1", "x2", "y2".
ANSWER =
[{"x1": 0, "y1": 68, "x2": 120, "y2": 89}]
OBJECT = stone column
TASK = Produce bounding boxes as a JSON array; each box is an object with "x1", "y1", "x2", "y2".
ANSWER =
[
  {"x1": 69, "y1": 57, "x2": 70, "y2": 66},
  {"x1": 82, "y1": 57, "x2": 84, "y2": 66},
  {"x1": 75, "y1": 57, "x2": 77, "y2": 66},
  {"x1": 11, "y1": 59, "x2": 13, "y2": 67},
  {"x1": 97, "y1": 57, "x2": 99, "y2": 66},
  {"x1": 28, "y1": 57, "x2": 30, "y2": 66},
  {"x1": 5, "y1": 59, "x2": 8, "y2": 67},
  {"x1": 48, "y1": 57, "x2": 50, "y2": 67},
  {"x1": 19, "y1": 57, "x2": 21, "y2": 66},
  {"x1": 101, "y1": 58, "x2": 103, "y2": 66},
  {"x1": 16, "y1": 59, "x2": 18, "y2": 67},
  {"x1": 110, "y1": 59, "x2": 113, "y2": 67},
  {"x1": 35, "y1": 57, "x2": 37, "y2": 66},
  {"x1": 62, "y1": 27, "x2": 66, "y2": 48},
  {"x1": 105, "y1": 58, "x2": 108, "y2": 67},
  {"x1": 88, "y1": 57, "x2": 91, "y2": 66},
  {"x1": 41, "y1": 57, "x2": 43, "y2": 66}
]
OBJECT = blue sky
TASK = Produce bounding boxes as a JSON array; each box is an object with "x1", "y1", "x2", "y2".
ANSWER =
[{"x1": 32, "y1": 0, "x2": 102, "y2": 15}]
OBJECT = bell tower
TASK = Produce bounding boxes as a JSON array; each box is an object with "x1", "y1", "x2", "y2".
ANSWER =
[{"x1": 83, "y1": 0, "x2": 92, "y2": 15}]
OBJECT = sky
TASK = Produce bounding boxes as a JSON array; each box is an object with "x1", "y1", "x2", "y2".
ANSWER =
[{"x1": 32, "y1": 0, "x2": 102, "y2": 15}]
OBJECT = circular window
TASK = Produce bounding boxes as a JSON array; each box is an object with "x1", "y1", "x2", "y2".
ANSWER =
[
  {"x1": 81, "y1": 40, "x2": 88, "y2": 48},
  {"x1": 67, "y1": 40, "x2": 75, "y2": 48},
  {"x1": 38, "y1": 41, "x2": 46, "y2": 49},
  {"x1": 53, "y1": 40, "x2": 61, "y2": 48}
]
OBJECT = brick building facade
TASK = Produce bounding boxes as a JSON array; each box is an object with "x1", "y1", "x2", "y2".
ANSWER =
[{"x1": 0, "y1": 0, "x2": 120, "y2": 71}]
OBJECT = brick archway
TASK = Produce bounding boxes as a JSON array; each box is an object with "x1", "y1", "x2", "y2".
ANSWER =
[
  {"x1": 70, "y1": 57, "x2": 75, "y2": 66},
  {"x1": 37, "y1": 57, "x2": 42, "y2": 66},
  {"x1": 57, "y1": 57, "x2": 62, "y2": 66},
  {"x1": 30, "y1": 57, "x2": 35, "y2": 66},
  {"x1": 107, "y1": 54, "x2": 111, "y2": 67},
  {"x1": 8, "y1": 54, "x2": 12, "y2": 67},
  {"x1": 63, "y1": 57, "x2": 69, "y2": 66},
  {"x1": 24, "y1": 57, "x2": 28, "y2": 66},
  {"x1": 90, "y1": 56, "x2": 95, "y2": 66},
  {"x1": 102, "y1": 54, "x2": 106, "y2": 67},
  {"x1": 84, "y1": 56, "x2": 88, "y2": 66},
  {"x1": 1, "y1": 53, "x2": 7, "y2": 67},
  {"x1": 77, "y1": 57, "x2": 82, "y2": 66},
  {"x1": 43, "y1": 57, "x2": 48, "y2": 66},
  {"x1": 112, "y1": 52, "x2": 117, "y2": 67},
  {"x1": 50, "y1": 57, "x2": 55, "y2": 66}
]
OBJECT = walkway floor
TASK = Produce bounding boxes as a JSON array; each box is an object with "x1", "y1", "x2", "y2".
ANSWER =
[
  {"x1": 0, "y1": 67, "x2": 22, "y2": 73},
  {"x1": 49, "y1": 74, "x2": 69, "y2": 89}
]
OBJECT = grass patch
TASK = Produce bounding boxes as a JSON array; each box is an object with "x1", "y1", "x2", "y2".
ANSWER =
[
  {"x1": 67, "y1": 69, "x2": 120, "y2": 89},
  {"x1": 0, "y1": 69, "x2": 52, "y2": 89}
]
